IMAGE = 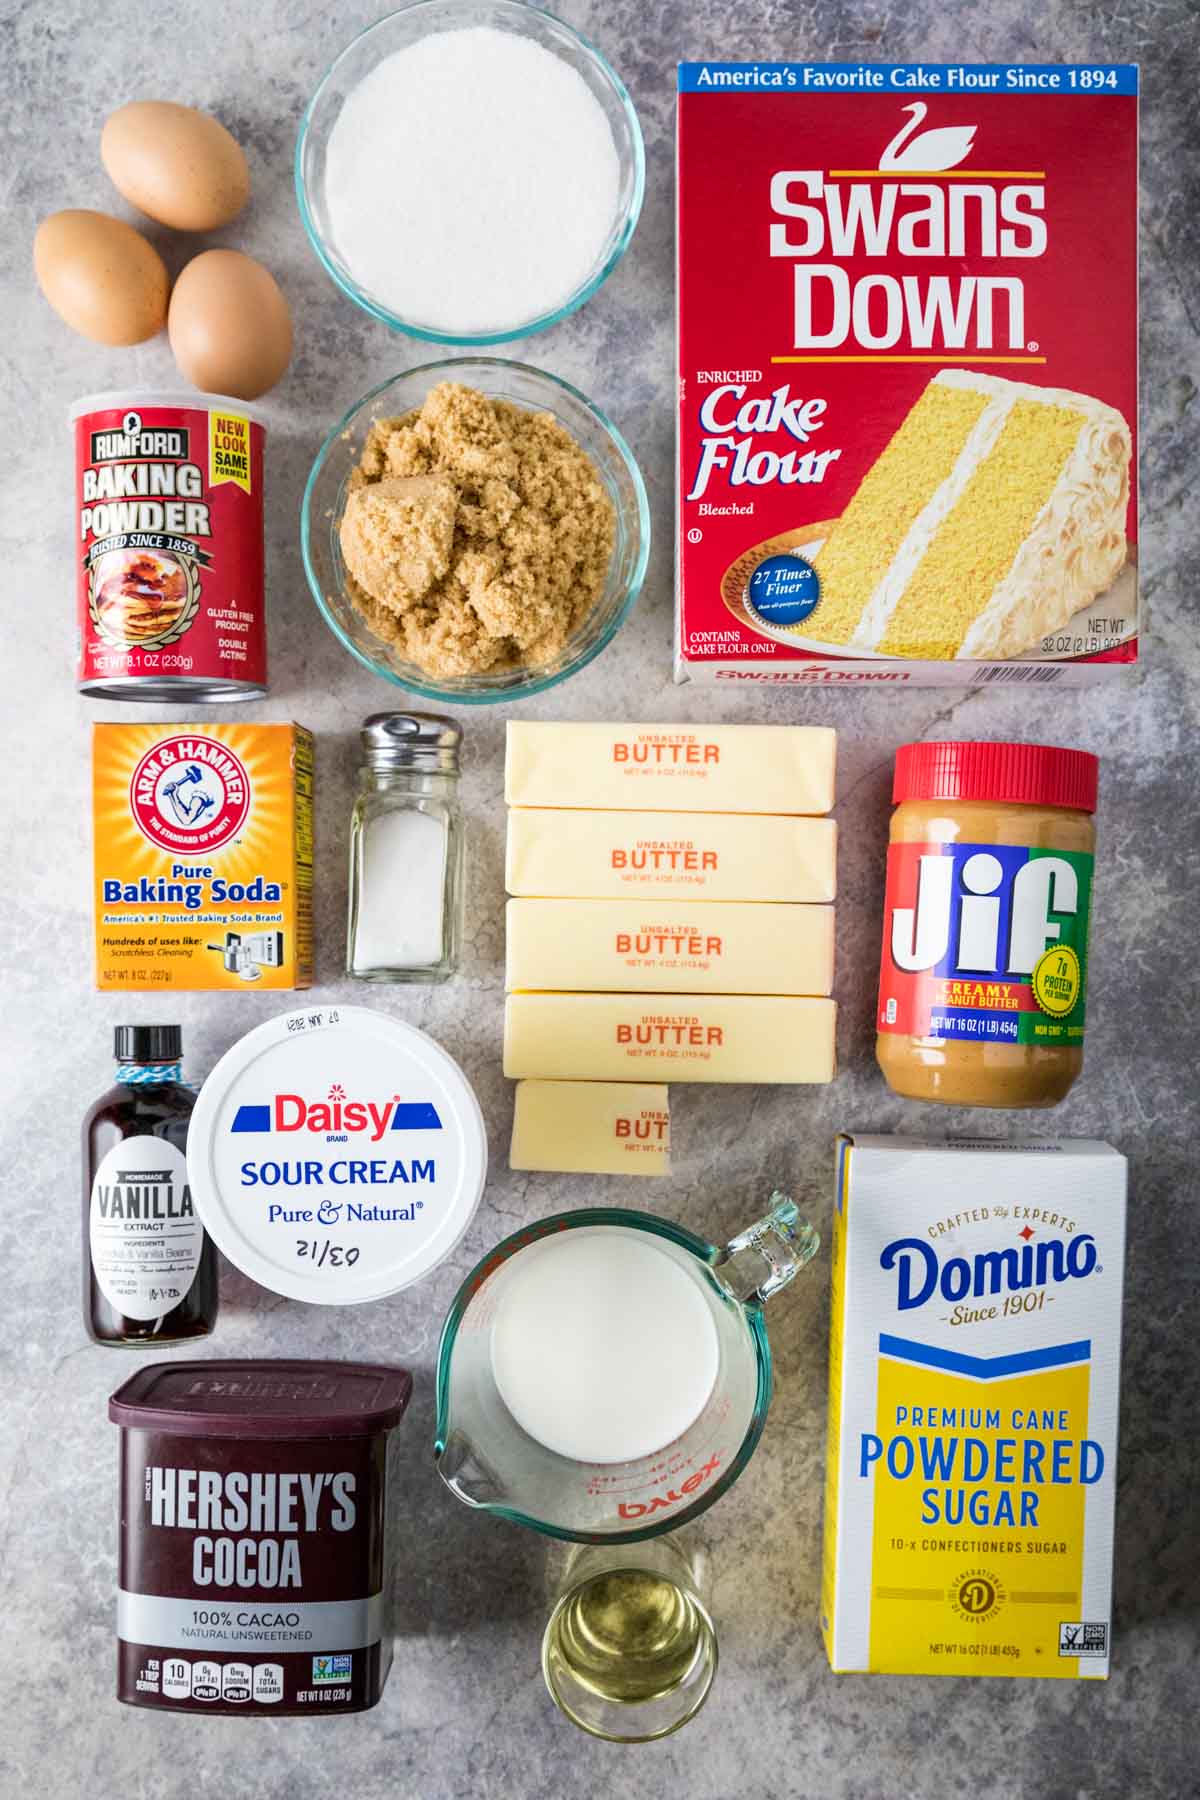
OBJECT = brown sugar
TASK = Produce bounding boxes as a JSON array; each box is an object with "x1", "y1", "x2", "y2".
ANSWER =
[
  {"x1": 338, "y1": 382, "x2": 616, "y2": 678},
  {"x1": 340, "y1": 475, "x2": 458, "y2": 614}
]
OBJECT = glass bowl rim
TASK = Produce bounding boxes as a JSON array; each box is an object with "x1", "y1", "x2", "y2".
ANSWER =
[
  {"x1": 293, "y1": 0, "x2": 647, "y2": 346},
  {"x1": 300, "y1": 355, "x2": 652, "y2": 706}
]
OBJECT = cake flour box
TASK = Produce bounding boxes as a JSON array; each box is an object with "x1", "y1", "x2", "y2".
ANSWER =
[
  {"x1": 676, "y1": 63, "x2": 1139, "y2": 687},
  {"x1": 822, "y1": 1137, "x2": 1126, "y2": 1679}
]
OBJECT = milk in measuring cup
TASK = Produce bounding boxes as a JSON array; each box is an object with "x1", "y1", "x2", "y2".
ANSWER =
[{"x1": 490, "y1": 1231, "x2": 719, "y2": 1463}]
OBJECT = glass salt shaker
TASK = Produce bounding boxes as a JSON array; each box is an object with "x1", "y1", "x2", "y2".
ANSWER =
[{"x1": 347, "y1": 711, "x2": 465, "y2": 983}]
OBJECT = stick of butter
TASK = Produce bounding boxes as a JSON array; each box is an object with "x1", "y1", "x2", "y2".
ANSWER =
[
  {"x1": 510, "y1": 1080, "x2": 670, "y2": 1176},
  {"x1": 506, "y1": 809, "x2": 837, "y2": 902},
  {"x1": 504, "y1": 993, "x2": 836, "y2": 1084},
  {"x1": 505, "y1": 721, "x2": 836, "y2": 814},
  {"x1": 506, "y1": 898, "x2": 834, "y2": 996}
]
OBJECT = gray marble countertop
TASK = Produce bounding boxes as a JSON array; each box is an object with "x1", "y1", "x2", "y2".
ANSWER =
[{"x1": 2, "y1": 3, "x2": 1196, "y2": 1796}]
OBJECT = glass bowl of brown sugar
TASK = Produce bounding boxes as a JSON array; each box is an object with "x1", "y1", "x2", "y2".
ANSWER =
[{"x1": 302, "y1": 358, "x2": 650, "y2": 703}]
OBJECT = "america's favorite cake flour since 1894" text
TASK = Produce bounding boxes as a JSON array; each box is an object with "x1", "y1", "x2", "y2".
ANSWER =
[{"x1": 675, "y1": 62, "x2": 1138, "y2": 688}]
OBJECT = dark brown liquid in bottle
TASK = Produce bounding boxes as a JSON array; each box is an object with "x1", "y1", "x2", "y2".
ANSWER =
[{"x1": 83, "y1": 1045, "x2": 218, "y2": 1346}]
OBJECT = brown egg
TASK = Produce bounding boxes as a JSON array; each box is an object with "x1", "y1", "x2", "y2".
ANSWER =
[
  {"x1": 102, "y1": 101, "x2": 250, "y2": 231},
  {"x1": 33, "y1": 209, "x2": 168, "y2": 345},
  {"x1": 168, "y1": 248, "x2": 292, "y2": 400}
]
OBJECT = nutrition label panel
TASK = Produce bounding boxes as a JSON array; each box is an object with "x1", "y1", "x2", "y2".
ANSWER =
[{"x1": 132, "y1": 1655, "x2": 284, "y2": 1704}]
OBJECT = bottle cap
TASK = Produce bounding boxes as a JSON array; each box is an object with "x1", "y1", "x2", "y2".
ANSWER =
[
  {"x1": 115, "y1": 1024, "x2": 182, "y2": 1064},
  {"x1": 893, "y1": 741, "x2": 1099, "y2": 814},
  {"x1": 187, "y1": 1005, "x2": 487, "y2": 1306},
  {"x1": 361, "y1": 712, "x2": 462, "y2": 774}
]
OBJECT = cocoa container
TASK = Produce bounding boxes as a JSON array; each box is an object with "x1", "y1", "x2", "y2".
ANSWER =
[{"x1": 109, "y1": 1359, "x2": 411, "y2": 1715}]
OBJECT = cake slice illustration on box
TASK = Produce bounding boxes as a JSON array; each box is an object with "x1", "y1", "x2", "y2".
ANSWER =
[{"x1": 801, "y1": 370, "x2": 1132, "y2": 661}]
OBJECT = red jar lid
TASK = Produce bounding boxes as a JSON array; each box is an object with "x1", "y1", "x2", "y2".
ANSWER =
[{"x1": 893, "y1": 741, "x2": 1099, "y2": 813}]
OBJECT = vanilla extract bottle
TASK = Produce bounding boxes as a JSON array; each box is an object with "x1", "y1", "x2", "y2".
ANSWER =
[{"x1": 83, "y1": 1025, "x2": 217, "y2": 1346}]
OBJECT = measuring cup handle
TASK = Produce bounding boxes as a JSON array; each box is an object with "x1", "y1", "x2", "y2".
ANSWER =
[{"x1": 716, "y1": 1193, "x2": 820, "y2": 1305}]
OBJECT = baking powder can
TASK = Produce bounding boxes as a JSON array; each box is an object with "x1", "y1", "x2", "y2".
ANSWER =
[{"x1": 72, "y1": 390, "x2": 268, "y2": 701}]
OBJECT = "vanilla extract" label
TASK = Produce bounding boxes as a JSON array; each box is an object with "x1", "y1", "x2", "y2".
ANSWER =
[{"x1": 90, "y1": 1138, "x2": 203, "y2": 1322}]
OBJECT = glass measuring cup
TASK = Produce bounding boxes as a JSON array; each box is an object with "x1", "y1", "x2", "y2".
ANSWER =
[{"x1": 434, "y1": 1195, "x2": 819, "y2": 1542}]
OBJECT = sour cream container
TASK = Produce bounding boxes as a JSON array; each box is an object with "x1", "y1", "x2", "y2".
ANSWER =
[{"x1": 187, "y1": 1005, "x2": 487, "y2": 1303}]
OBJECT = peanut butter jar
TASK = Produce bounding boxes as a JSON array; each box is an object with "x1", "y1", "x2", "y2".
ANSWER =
[{"x1": 876, "y1": 741, "x2": 1099, "y2": 1108}]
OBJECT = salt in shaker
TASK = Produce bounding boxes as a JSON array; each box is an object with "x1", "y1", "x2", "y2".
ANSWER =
[{"x1": 347, "y1": 712, "x2": 465, "y2": 983}]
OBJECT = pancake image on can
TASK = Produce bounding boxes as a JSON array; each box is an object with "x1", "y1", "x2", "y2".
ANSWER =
[{"x1": 90, "y1": 545, "x2": 197, "y2": 648}]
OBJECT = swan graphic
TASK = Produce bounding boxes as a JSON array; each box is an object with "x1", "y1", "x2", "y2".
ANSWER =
[{"x1": 879, "y1": 102, "x2": 977, "y2": 172}]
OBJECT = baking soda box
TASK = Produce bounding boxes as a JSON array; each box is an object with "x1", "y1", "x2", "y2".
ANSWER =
[
  {"x1": 822, "y1": 1137, "x2": 1126, "y2": 1678},
  {"x1": 92, "y1": 723, "x2": 313, "y2": 991},
  {"x1": 676, "y1": 63, "x2": 1139, "y2": 687}
]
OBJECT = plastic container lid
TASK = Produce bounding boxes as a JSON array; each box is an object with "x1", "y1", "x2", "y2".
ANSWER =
[
  {"x1": 187, "y1": 1005, "x2": 487, "y2": 1305},
  {"x1": 108, "y1": 1358, "x2": 412, "y2": 1438},
  {"x1": 893, "y1": 741, "x2": 1099, "y2": 814}
]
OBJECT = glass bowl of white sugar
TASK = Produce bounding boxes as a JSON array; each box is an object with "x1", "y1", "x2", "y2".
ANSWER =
[
  {"x1": 296, "y1": 0, "x2": 645, "y2": 343},
  {"x1": 301, "y1": 357, "x2": 651, "y2": 703}
]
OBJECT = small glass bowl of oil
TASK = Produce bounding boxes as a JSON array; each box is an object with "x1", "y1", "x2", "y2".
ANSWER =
[{"x1": 541, "y1": 1537, "x2": 718, "y2": 1743}]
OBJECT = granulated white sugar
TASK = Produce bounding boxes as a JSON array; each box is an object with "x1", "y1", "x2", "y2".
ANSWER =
[{"x1": 323, "y1": 25, "x2": 623, "y2": 334}]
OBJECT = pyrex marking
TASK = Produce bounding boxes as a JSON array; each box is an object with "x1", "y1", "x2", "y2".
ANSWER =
[{"x1": 616, "y1": 1454, "x2": 723, "y2": 1519}]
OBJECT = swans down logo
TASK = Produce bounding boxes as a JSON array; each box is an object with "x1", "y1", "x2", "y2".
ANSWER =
[{"x1": 767, "y1": 106, "x2": 1047, "y2": 355}]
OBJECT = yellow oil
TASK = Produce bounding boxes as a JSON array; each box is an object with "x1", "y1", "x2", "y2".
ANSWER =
[{"x1": 548, "y1": 1568, "x2": 709, "y2": 1705}]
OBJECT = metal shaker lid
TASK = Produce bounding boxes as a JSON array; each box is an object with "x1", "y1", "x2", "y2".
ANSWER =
[{"x1": 361, "y1": 711, "x2": 462, "y2": 773}]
